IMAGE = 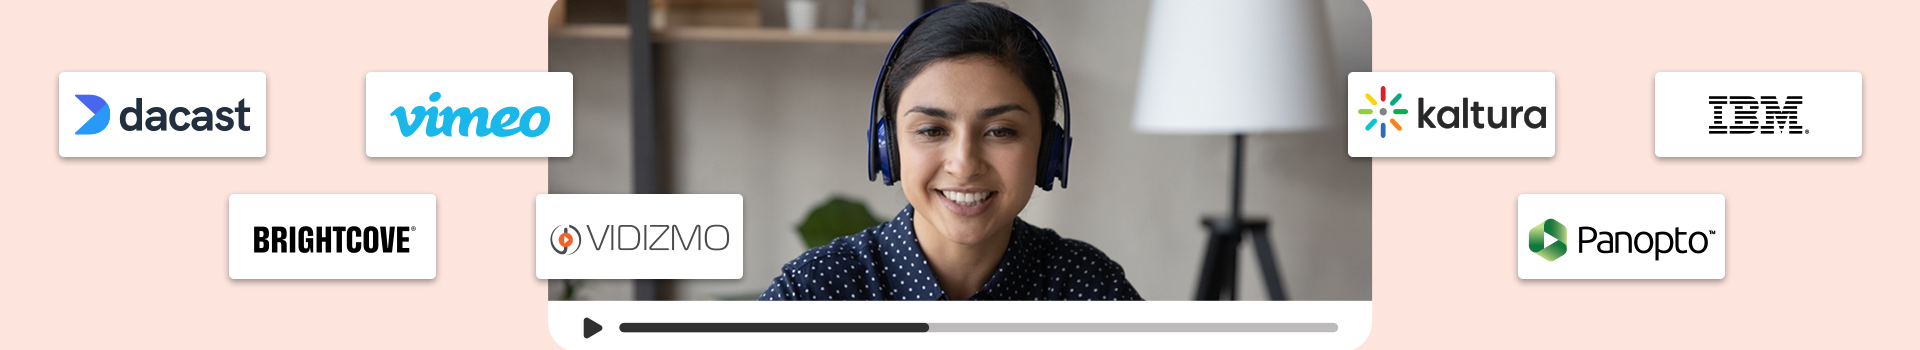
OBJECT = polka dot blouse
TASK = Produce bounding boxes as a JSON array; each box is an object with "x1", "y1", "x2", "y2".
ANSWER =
[{"x1": 759, "y1": 205, "x2": 1143, "y2": 301}]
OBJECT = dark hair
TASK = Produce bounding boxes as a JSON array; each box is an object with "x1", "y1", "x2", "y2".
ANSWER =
[{"x1": 881, "y1": 3, "x2": 1058, "y2": 126}]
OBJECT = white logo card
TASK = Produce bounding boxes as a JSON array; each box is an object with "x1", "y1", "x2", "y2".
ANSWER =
[
  {"x1": 1517, "y1": 194, "x2": 1726, "y2": 280},
  {"x1": 364, "y1": 72, "x2": 573, "y2": 157},
  {"x1": 535, "y1": 194, "x2": 744, "y2": 280},
  {"x1": 58, "y1": 72, "x2": 267, "y2": 157},
  {"x1": 1347, "y1": 72, "x2": 1555, "y2": 157},
  {"x1": 228, "y1": 194, "x2": 438, "y2": 279},
  {"x1": 1654, "y1": 72, "x2": 1862, "y2": 157}
]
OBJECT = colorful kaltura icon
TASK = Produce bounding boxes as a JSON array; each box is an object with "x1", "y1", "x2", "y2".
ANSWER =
[{"x1": 389, "y1": 92, "x2": 552, "y2": 137}]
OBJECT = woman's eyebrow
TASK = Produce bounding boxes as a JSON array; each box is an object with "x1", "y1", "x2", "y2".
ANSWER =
[
  {"x1": 905, "y1": 106, "x2": 950, "y2": 119},
  {"x1": 978, "y1": 104, "x2": 1027, "y2": 119}
]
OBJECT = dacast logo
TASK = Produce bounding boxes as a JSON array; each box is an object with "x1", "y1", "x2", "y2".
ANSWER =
[
  {"x1": 1528, "y1": 219, "x2": 1718, "y2": 262},
  {"x1": 390, "y1": 92, "x2": 551, "y2": 137},
  {"x1": 548, "y1": 224, "x2": 731, "y2": 255},
  {"x1": 1358, "y1": 86, "x2": 1406, "y2": 138},
  {"x1": 72, "y1": 95, "x2": 254, "y2": 135},
  {"x1": 73, "y1": 95, "x2": 112, "y2": 135}
]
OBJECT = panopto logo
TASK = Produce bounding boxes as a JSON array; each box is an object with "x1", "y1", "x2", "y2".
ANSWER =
[
  {"x1": 1527, "y1": 219, "x2": 1567, "y2": 261},
  {"x1": 1517, "y1": 194, "x2": 1726, "y2": 279}
]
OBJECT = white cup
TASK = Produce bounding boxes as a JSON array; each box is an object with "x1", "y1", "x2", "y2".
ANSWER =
[{"x1": 786, "y1": 0, "x2": 818, "y2": 33}]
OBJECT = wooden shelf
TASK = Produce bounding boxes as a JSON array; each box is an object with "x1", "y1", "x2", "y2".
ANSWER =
[
  {"x1": 553, "y1": 24, "x2": 894, "y2": 45},
  {"x1": 657, "y1": 27, "x2": 895, "y2": 44}
]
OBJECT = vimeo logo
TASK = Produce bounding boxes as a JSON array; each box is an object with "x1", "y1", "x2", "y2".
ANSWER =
[
  {"x1": 364, "y1": 72, "x2": 573, "y2": 157},
  {"x1": 1528, "y1": 219, "x2": 1567, "y2": 261},
  {"x1": 72, "y1": 95, "x2": 111, "y2": 135},
  {"x1": 391, "y1": 92, "x2": 552, "y2": 138}
]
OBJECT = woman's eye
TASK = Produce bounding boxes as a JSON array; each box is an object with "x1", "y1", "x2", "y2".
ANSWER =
[
  {"x1": 915, "y1": 126, "x2": 947, "y2": 137},
  {"x1": 986, "y1": 127, "x2": 1017, "y2": 138}
]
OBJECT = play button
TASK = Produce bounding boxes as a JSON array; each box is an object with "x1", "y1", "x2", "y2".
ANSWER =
[{"x1": 583, "y1": 318, "x2": 603, "y2": 338}]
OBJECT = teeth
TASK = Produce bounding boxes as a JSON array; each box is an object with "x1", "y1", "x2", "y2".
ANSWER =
[{"x1": 942, "y1": 190, "x2": 989, "y2": 206}]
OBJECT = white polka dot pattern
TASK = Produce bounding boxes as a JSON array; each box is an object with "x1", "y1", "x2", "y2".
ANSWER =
[{"x1": 759, "y1": 206, "x2": 1142, "y2": 301}]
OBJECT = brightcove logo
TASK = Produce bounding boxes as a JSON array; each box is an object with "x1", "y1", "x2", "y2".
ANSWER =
[
  {"x1": 364, "y1": 72, "x2": 573, "y2": 157},
  {"x1": 58, "y1": 72, "x2": 267, "y2": 157},
  {"x1": 536, "y1": 194, "x2": 743, "y2": 280},
  {"x1": 228, "y1": 194, "x2": 437, "y2": 279},
  {"x1": 1517, "y1": 194, "x2": 1727, "y2": 279},
  {"x1": 1347, "y1": 72, "x2": 1555, "y2": 157}
]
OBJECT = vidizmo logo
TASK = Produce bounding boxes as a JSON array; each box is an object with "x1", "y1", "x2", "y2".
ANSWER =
[
  {"x1": 550, "y1": 225, "x2": 581, "y2": 255},
  {"x1": 1529, "y1": 219, "x2": 1567, "y2": 261}
]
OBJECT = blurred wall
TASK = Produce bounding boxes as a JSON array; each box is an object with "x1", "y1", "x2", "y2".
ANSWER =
[
  {"x1": 567, "y1": 0, "x2": 1372, "y2": 300},
  {"x1": 548, "y1": 33, "x2": 639, "y2": 300}
]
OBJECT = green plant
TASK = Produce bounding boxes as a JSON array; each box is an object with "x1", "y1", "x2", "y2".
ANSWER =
[{"x1": 796, "y1": 196, "x2": 883, "y2": 248}]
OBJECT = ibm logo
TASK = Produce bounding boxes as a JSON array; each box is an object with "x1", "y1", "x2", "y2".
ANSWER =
[{"x1": 1707, "y1": 95, "x2": 1805, "y2": 135}]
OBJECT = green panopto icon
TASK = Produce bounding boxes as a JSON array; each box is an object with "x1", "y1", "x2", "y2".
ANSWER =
[{"x1": 1529, "y1": 219, "x2": 1568, "y2": 261}]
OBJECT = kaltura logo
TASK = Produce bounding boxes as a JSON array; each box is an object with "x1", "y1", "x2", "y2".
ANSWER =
[
  {"x1": 1358, "y1": 86, "x2": 1406, "y2": 138},
  {"x1": 1356, "y1": 86, "x2": 1548, "y2": 138},
  {"x1": 1413, "y1": 97, "x2": 1547, "y2": 130},
  {"x1": 390, "y1": 92, "x2": 551, "y2": 137},
  {"x1": 1529, "y1": 219, "x2": 1718, "y2": 262}
]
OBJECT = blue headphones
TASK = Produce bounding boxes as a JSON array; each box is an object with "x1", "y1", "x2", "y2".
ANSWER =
[{"x1": 866, "y1": 4, "x2": 1073, "y2": 191}]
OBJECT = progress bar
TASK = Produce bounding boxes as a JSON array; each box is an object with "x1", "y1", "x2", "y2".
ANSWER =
[
  {"x1": 588, "y1": 319, "x2": 1336, "y2": 337},
  {"x1": 928, "y1": 323, "x2": 1337, "y2": 332}
]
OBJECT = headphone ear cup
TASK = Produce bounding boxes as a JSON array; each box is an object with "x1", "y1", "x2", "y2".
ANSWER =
[
  {"x1": 876, "y1": 121, "x2": 893, "y2": 185},
  {"x1": 882, "y1": 118, "x2": 901, "y2": 185},
  {"x1": 1034, "y1": 121, "x2": 1063, "y2": 190}
]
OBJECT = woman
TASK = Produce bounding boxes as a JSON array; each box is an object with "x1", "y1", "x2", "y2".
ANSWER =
[{"x1": 759, "y1": 3, "x2": 1140, "y2": 301}]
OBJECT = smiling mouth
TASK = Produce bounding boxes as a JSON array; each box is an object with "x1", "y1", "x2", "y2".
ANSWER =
[{"x1": 939, "y1": 190, "x2": 996, "y2": 207}]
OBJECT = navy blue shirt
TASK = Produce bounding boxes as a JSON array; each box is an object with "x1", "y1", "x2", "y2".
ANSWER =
[{"x1": 759, "y1": 206, "x2": 1142, "y2": 301}]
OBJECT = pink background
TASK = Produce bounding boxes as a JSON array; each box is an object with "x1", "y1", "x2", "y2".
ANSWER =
[
  {"x1": 3, "y1": 0, "x2": 1912, "y2": 348},
  {"x1": 0, "y1": 0, "x2": 555, "y2": 348},
  {"x1": 1365, "y1": 0, "x2": 1914, "y2": 348}
]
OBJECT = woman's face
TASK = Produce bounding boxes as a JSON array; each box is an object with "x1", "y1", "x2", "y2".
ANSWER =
[{"x1": 894, "y1": 56, "x2": 1043, "y2": 246}]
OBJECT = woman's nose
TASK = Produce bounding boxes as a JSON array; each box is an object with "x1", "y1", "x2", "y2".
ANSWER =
[{"x1": 943, "y1": 132, "x2": 986, "y2": 179}]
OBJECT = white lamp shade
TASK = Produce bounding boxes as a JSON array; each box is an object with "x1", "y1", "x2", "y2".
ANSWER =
[{"x1": 1132, "y1": 0, "x2": 1336, "y2": 134}]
